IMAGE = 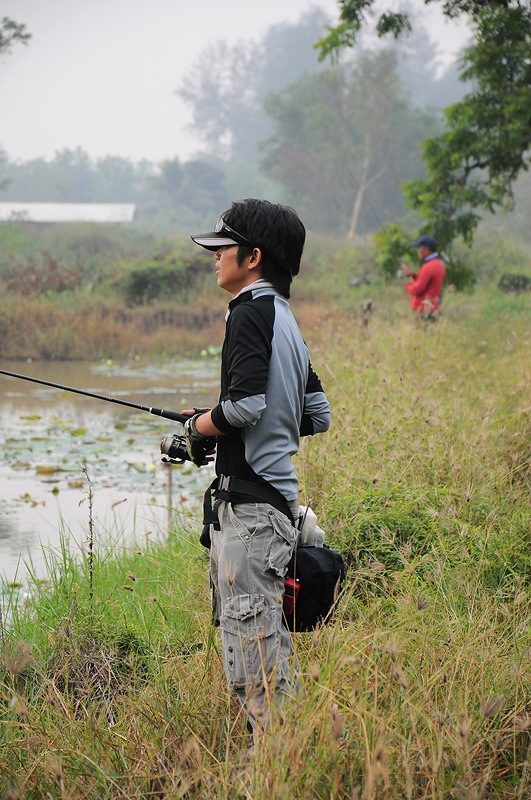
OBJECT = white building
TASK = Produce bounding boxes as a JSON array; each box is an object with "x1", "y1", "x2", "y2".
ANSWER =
[{"x1": 0, "y1": 202, "x2": 135, "y2": 223}]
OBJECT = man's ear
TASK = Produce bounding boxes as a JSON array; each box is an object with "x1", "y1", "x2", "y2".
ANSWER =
[{"x1": 248, "y1": 247, "x2": 263, "y2": 273}]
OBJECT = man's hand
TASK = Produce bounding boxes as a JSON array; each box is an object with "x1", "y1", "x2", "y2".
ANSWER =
[
  {"x1": 401, "y1": 262, "x2": 416, "y2": 278},
  {"x1": 183, "y1": 413, "x2": 217, "y2": 467}
]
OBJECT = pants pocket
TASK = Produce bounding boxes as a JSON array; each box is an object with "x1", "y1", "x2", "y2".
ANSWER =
[
  {"x1": 265, "y1": 510, "x2": 296, "y2": 577},
  {"x1": 220, "y1": 593, "x2": 277, "y2": 689}
]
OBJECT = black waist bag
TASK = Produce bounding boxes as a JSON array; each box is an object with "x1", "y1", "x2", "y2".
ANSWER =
[{"x1": 283, "y1": 544, "x2": 346, "y2": 632}]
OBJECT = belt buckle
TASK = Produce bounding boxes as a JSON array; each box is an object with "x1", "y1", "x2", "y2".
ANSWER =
[{"x1": 218, "y1": 474, "x2": 231, "y2": 492}]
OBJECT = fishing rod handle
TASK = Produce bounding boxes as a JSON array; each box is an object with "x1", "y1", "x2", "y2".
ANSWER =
[{"x1": 150, "y1": 407, "x2": 189, "y2": 424}]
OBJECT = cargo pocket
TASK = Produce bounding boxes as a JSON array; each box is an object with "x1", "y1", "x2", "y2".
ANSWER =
[
  {"x1": 220, "y1": 593, "x2": 277, "y2": 689},
  {"x1": 265, "y1": 510, "x2": 296, "y2": 578}
]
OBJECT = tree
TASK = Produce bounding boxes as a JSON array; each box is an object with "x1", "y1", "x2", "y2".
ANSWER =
[
  {"x1": 0, "y1": 17, "x2": 30, "y2": 57},
  {"x1": 317, "y1": 0, "x2": 497, "y2": 58},
  {"x1": 147, "y1": 157, "x2": 229, "y2": 230},
  {"x1": 404, "y1": 4, "x2": 531, "y2": 247},
  {"x1": 317, "y1": 1, "x2": 531, "y2": 249},
  {"x1": 261, "y1": 52, "x2": 438, "y2": 237},
  {"x1": 93, "y1": 156, "x2": 154, "y2": 203},
  {"x1": 178, "y1": 9, "x2": 330, "y2": 165},
  {"x1": 1, "y1": 18, "x2": 30, "y2": 192}
]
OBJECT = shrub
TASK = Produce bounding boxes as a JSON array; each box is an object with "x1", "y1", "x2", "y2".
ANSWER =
[
  {"x1": 443, "y1": 254, "x2": 476, "y2": 292},
  {"x1": 114, "y1": 252, "x2": 212, "y2": 306},
  {"x1": 498, "y1": 273, "x2": 530, "y2": 293},
  {"x1": 325, "y1": 487, "x2": 441, "y2": 576},
  {"x1": 0, "y1": 251, "x2": 83, "y2": 295},
  {"x1": 373, "y1": 223, "x2": 413, "y2": 281}
]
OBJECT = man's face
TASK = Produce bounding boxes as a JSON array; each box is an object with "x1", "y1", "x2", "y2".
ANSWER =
[
  {"x1": 417, "y1": 245, "x2": 430, "y2": 261},
  {"x1": 214, "y1": 244, "x2": 252, "y2": 296}
]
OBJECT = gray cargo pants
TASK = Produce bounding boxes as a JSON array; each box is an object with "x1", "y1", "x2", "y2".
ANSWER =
[{"x1": 210, "y1": 500, "x2": 298, "y2": 733}]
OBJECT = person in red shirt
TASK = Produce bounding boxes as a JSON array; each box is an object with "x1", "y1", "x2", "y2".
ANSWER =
[{"x1": 402, "y1": 235, "x2": 446, "y2": 320}]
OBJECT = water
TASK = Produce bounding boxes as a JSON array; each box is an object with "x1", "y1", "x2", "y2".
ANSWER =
[{"x1": 0, "y1": 359, "x2": 219, "y2": 587}]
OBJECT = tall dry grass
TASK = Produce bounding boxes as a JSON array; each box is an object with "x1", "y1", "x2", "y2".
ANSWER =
[
  {"x1": 0, "y1": 294, "x2": 227, "y2": 360},
  {"x1": 1, "y1": 285, "x2": 529, "y2": 798}
]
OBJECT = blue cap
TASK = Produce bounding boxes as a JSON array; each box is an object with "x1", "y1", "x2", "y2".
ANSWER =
[{"x1": 411, "y1": 235, "x2": 437, "y2": 251}]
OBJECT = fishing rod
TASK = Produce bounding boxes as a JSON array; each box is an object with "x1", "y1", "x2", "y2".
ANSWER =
[
  {"x1": 0, "y1": 368, "x2": 189, "y2": 424},
  {"x1": 0, "y1": 368, "x2": 197, "y2": 463}
]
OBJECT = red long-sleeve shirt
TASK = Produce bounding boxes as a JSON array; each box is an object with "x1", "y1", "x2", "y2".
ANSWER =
[{"x1": 405, "y1": 255, "x2": 446, "y2": 312}]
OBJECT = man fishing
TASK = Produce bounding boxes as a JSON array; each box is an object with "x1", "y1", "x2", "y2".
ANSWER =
[
  {"x1": 182, "y1": 198, "x2": 331, "y2": 739},
  {"x1": 401, "y1": 234, "x2": 446, "y2": 320}
]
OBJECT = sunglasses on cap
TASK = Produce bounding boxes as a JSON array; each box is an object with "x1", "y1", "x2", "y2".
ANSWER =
[
  {"x1": 213, "y1": 217, "x2": 254, "y2": 247},
  {"x1": 190, "y1": 216, "x2": 256, "y2": 251}
]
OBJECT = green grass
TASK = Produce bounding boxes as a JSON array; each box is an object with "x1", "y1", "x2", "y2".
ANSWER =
[{"x1": 1, "y1": 285, "x2": 530, "y2": 798}]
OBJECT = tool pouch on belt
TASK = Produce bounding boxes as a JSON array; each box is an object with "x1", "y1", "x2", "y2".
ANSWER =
[{"x1": 200, "y1": 475, "x2": 294, "y2": 549}]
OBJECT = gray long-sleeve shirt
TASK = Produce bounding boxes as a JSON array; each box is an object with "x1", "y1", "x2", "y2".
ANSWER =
[{"x1": 211, "y1": 282, "x2": 330, "y2": 502}]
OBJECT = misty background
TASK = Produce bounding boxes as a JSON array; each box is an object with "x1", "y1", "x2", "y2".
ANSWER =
[{"x1": 1, "y1": 0, "x2": 529, "y2": 240}]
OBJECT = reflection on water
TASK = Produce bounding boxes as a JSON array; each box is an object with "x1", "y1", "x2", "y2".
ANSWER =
[{"x1": 0, "y1": 358, "x2": 219, "y2": 586}]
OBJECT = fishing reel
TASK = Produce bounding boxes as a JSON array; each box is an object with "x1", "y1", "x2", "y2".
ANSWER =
[{"x1": 160, "y1": 433, "x2": 190, "y2": 464}]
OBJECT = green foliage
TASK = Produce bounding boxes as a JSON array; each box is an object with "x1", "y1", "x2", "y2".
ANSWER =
[
  {"x1": 327, "y1": 487, "x2": 440, "y2": 572},
  {"x1": 0, "y1": 219, "x2": 35, "y2": 268},
  {"x1": 1, "y1": 147, "x2": 152, "y2": 204},
  {"x1": 326, "y1": 486, "x2": 530, "y2": 597},
  {"x1": 152, "y1": 158, "x2": 229, "y2": 222},
  {"x1": 1, "y1": 289, "x2": 530, "y2": 797},
  {"x1": 114, "y1": 253, "x2": 212, "y2": 306},
  {"x1": 405, "y1": 5, "x2": 531, "y2": 248},
  {"x1": 0, "y1": 251, "x2": 83, "y2": 295},
  {"x1": 0, "y1": 222, "x2": 161, "y2": 288},
  {"x1": 293, "y1": 238, "x2": 377, "y2": 307},
  {"x1": 0, "y1": 16, "x2": 30, "y2": 55},
  {"x1": 317, "y1": 0, "x2": 527, "y2": 60},
  {"x1": 0, "y1": 149, "x2": 228, "y2": 237},
  {"x1": 443, "y1": 255, "x2": 477, "y2": 292},
  {"x1": 373, "y1": 224, "x2": 413, "y2": 280},
  {"x1": 375, "y1": 11, "x2": 412, "y2": 38},
  {"x1": 498, "y1": 273, "x2": 530, "y2": 293},
  {"x1": 318, "y1": 2, "x2": 531, "y2": 253}
]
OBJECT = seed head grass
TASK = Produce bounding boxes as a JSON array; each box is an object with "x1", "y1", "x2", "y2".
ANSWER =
[{"x1": 1, "y1": 286, "x2": 529, "y2": 798}]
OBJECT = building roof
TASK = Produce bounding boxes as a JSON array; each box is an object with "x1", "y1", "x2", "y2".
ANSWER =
[{"x1": 0, "y1": 202, "x2": 136, "y2": 223}]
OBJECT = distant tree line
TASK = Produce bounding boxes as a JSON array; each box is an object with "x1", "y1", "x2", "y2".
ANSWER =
[
  {"x1": 2, "y1": 4, "x2": 529, "y2": 306},
  {"x1": 3, "y1": 6, "x2": 529, "y2": 247},
  {"x1": 0, "y1": 148, "x2": 233, "y2": 233}
]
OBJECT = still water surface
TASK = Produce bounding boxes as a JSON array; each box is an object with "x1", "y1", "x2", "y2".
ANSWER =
[{"x1": 0, "y1": 359, "x2": 219, "y2": 586}]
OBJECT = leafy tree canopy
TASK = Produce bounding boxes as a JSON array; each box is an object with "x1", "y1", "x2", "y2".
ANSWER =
[
  {"x1": 317, "y1": 0, "x2": 517, "y2": 59},
  {"x1": 405, "y1": 4, "x2": 531, "y2": 248},
  {"x1": 318, "y1": 1, "x2": 531, "y2": 251},
  {"x1": 0, "y1": 17, "x2": 30, "y2": 57}
]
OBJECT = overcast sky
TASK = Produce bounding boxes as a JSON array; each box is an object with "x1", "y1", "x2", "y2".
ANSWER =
[{"x1": 1, "y1": 0, "x2": 470, "y2": 165}]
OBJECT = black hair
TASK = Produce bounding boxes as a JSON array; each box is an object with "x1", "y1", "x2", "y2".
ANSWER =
[{"x1": 222, "y1": 198, "x2": 305, "y2": 299}]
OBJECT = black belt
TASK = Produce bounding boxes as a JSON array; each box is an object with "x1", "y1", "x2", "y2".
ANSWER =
[{"x1": 200, "y1": 474, "x2": 294, "y2": 548}]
